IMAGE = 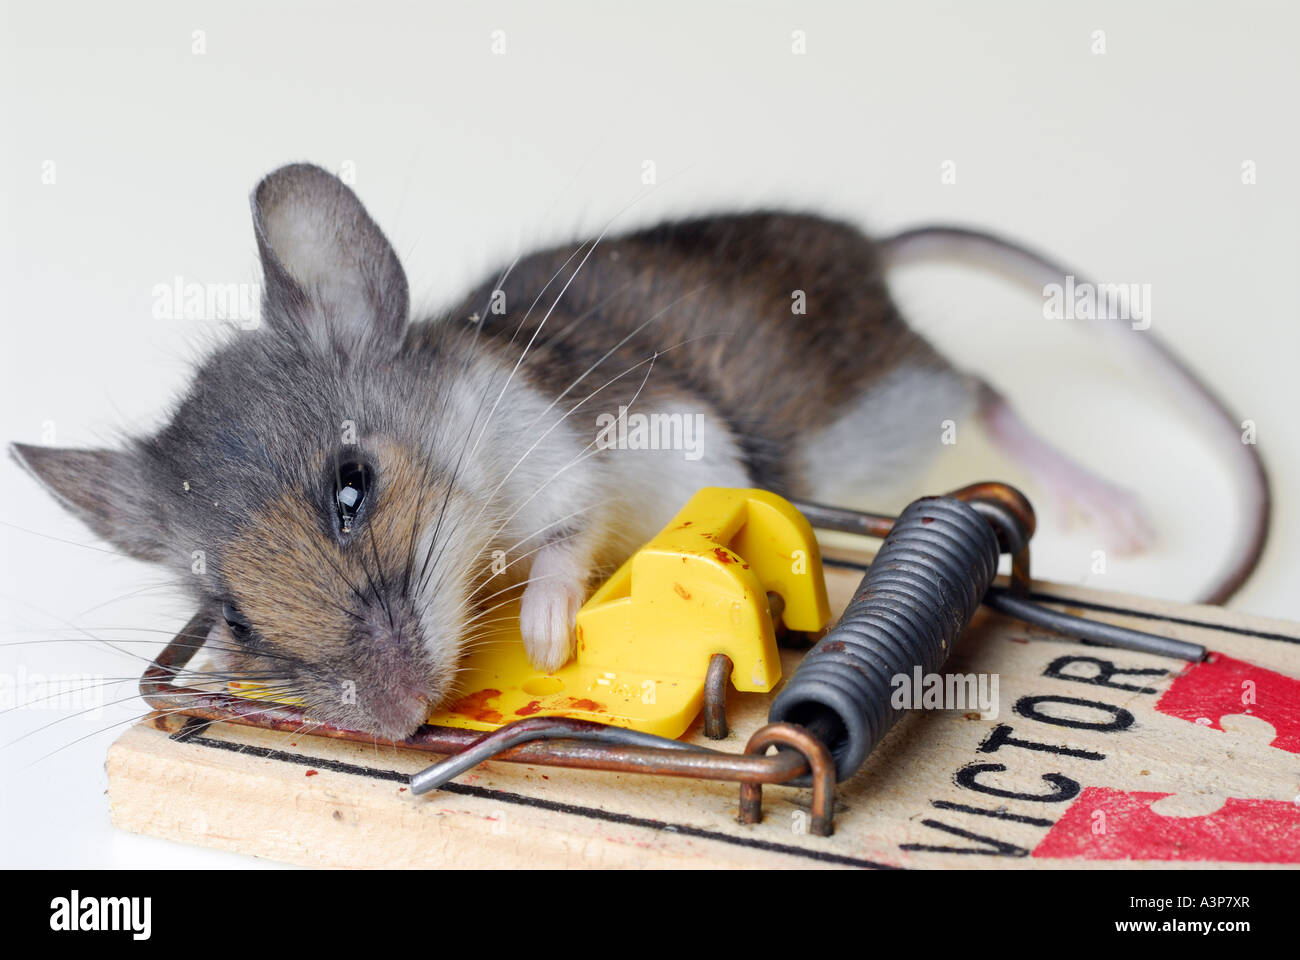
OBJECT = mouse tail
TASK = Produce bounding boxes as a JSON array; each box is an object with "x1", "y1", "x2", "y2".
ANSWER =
[{"x1": 879, "y1": 224, "x2": 1270, "y2": 605}]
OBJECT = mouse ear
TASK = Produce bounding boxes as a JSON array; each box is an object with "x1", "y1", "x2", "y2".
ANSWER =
[
  {"x1": 9, "y1": 443, "x2": 168, "y2": 563},
  {"x1": 251, "y1": 163, "x2": 410, "y2": 350}
]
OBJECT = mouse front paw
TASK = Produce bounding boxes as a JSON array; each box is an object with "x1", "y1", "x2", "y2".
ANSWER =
[{"x1": 519, "y1": 578, "x2": 584, "y2": 673}]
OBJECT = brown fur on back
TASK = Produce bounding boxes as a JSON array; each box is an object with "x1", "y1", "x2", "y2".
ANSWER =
[{"x1": 454, "y1": 213, "x2": 953, "y2": 494}]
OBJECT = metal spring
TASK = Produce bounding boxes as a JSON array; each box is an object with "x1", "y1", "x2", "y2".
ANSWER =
[{"x1": 769, "y1": 495, "x2": 1000, "y2": 782}]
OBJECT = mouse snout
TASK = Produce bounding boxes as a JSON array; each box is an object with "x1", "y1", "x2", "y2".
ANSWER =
[
  {"x1": 359, "y1": 684, "x2": 431, "y2": 740},
  {"x1": 345, "y1": 606, "x2": 439, "y2": 739}
]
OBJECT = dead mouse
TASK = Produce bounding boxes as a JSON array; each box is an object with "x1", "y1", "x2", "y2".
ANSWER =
[{"x1": 10, "y1": 163, "x2": 1270, "y2": 740}]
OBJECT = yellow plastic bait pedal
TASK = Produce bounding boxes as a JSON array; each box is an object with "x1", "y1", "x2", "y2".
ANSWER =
[{"x1": 237, "y1": 487, "x2": 832, "y2": 740}]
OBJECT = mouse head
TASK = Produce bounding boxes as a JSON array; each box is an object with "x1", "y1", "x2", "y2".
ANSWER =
[{"x1": 11, "y1": 163, "x2": 506, "y2": 739}]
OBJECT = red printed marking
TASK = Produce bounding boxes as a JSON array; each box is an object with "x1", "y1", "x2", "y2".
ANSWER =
[
  {"x1": 1156, "y1": 653, "x2": 1300, "y2": 753},
  {"x1": 305, "y1": 769, "x2": 319, "y2": 777},
  {"x1": 1033, "y1": 787, "x2": 1300, "y2": 863}
]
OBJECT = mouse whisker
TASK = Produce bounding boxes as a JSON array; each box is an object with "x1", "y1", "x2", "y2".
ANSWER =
[
  {"x1": 416, "y1": 189, "x2": 660, "y2": 592},
  {"x1": 417, "y1": 292, "x2": 684, "y2": 590},
  {"x1": 72, "y1": 579, "x2": 188, "y2": 619},
  {"x1": 485, "y1": 507, "x2": 592, "y2": 566},
  {"x1": 446, "y1": 335, "x2": 679, "y2": 566},
  {"x1": 2, "y1": 676, "x2": 301, "y2": 750},
  {"x1": 457, "y1": 343, "x2": 663, "y2": 571},
  {"x1": 363, "y1": 511, "x2": 395, "y2": 629},
  {"x1": 11, "y1": 695, "x2": 312, "y2": 774},
  {"x1": 0, "y1": 675, "x2": 146, "y2": 716},
  {"x1": 280, "y1": 507, "x2": 372, "y2": 610},
  {"x1": 0, "y1": 627, "x2": 302, "y2": 664},
  {"x1": 0, "y1": 518, "x2": 132, "y2": 559},
  {"x1": 462, "y1": 578, "x2": 562, "y2": 623},
  {"x1": 477, "y1": 328, "x2": 733, "y2": 558}
]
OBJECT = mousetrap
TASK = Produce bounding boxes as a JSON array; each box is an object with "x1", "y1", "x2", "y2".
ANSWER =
[{"x1": 109, "y1": 484, "x2": 1300, "y2": 868}]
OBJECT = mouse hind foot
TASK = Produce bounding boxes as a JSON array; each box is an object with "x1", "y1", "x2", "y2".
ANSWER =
[{"x1": 977, "y1": 382, "x2": 1156, "y2": 555}]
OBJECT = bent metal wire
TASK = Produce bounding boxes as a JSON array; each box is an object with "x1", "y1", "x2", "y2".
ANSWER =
[{"x1": 138, "y1": 482, "x2": 1204, "y2": 837}]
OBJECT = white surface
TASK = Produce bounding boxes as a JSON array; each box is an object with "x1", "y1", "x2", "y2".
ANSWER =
[{"x1": 1, "y1": 1, "x2": 1297, "y2": 868}]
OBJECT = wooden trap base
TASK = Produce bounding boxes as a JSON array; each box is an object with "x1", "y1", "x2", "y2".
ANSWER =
[{"x1": 107, "y1": 557, "x2": 1300, "y2": 868}]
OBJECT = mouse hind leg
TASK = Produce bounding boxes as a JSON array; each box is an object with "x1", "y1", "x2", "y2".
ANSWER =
[
  {"x1": 796, "y1": 370, "x2": 1155, "y2": 556},
  {"x1": 795, "y1": 360, "x2": 977, "y2": 506}
]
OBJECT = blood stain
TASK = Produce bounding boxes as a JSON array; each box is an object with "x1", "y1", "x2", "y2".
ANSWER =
[{"x1": 448, "y1": 688, "x2": 504, "y2": 724}]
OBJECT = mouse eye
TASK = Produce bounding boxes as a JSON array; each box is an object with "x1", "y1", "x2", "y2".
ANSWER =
[
  {"x1": 335, "y1": 461, "x2": 372, "y2": 534},
  {"x1": 222, "y1": 601, "x2": 253, "y2": 641}
]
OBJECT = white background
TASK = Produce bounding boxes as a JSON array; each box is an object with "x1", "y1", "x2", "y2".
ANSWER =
[{"x1": 1, "y1": 1, "x2": 1296, "y2": 867}]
